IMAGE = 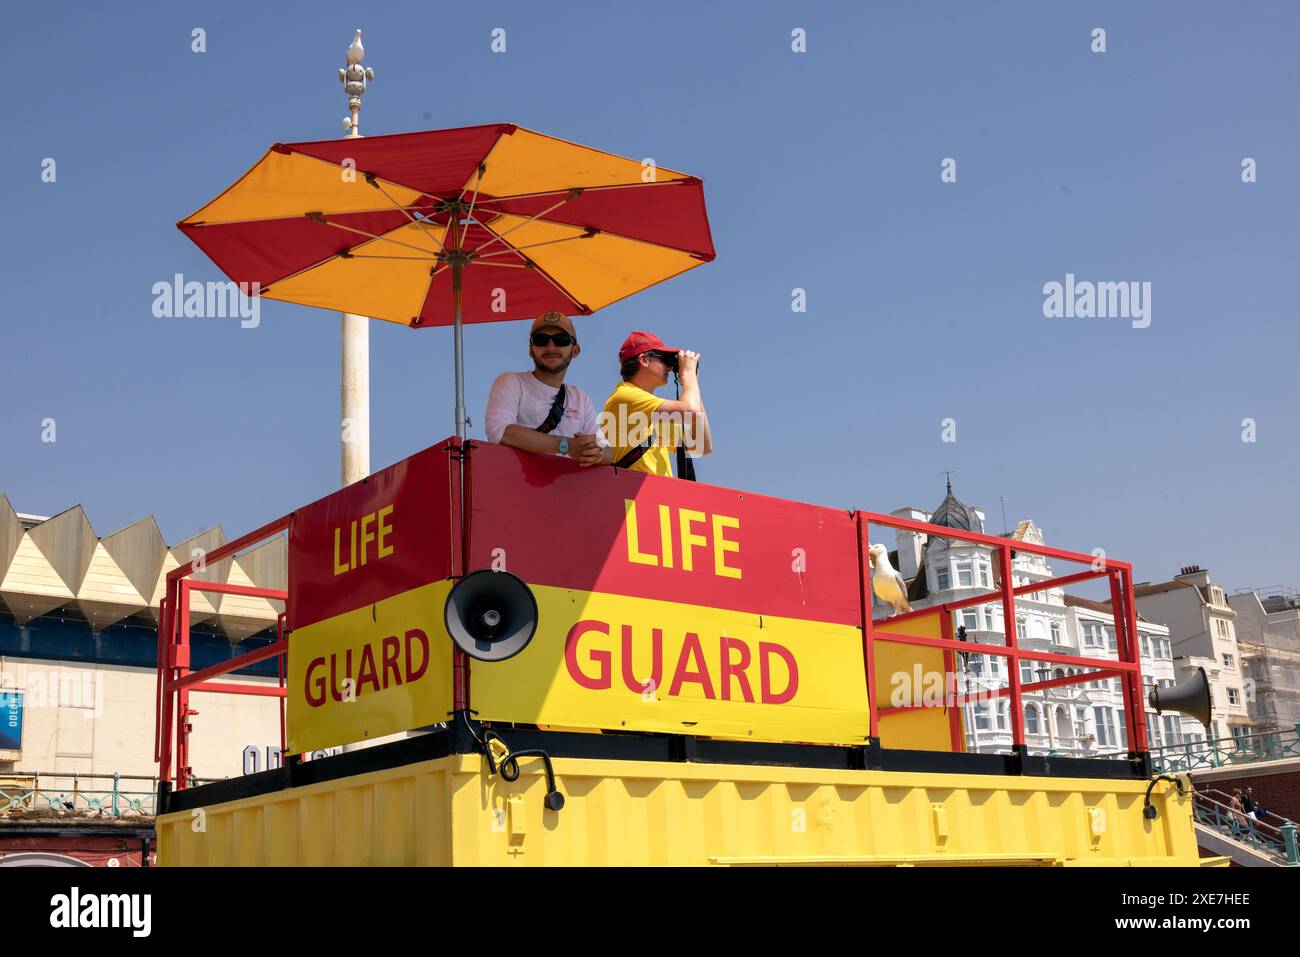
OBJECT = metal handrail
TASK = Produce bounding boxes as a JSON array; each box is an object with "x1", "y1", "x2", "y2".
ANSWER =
[
  {"x1": 1192, "y1": 788, "x2": 1299, "y2": 864},
  {"x1": 1151, "y1": 722, "x2": 1300, "y2": 774},
  {"x1": 0, "y1": 770, "x2": 160, "y2": 818}
]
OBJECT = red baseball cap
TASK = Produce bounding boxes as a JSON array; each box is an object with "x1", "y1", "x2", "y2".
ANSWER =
[{"x1": 618, "y1": 330, "x2": 681, "y2": 364}]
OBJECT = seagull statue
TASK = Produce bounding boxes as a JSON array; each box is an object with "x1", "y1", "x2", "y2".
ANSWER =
[{"x1": 868, "y1": 543, "x2": 913, "y2": 616}]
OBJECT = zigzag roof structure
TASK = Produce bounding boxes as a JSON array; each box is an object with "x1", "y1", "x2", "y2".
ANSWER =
[{"x1": 0, "y1": 493, "x2": 283, "y2": 642}]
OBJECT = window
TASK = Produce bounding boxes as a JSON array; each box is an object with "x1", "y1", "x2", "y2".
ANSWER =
[
  {"x1": 1093, "y1": 707, "x2": 1116, "y2": 747},
  {"x1": 1162, "y1": 715, "x2": 1179, "y2": 748},
  {"x1": 1146, "y1": 714, "x2": 1161, "y2": 748},
  {"x1": 955, "y1": 559, "x2": 973, "y2": 587},
  {"x1": 1116, "y1": 710, "x2": 1127, "y2": 750},
  {"x1": 935, "y1": 566, "x2": 951, "y2": 590},
  {"x1": 1230, "y1": 725, "x2": 1249, "y2": 746},
  {"x1": 969, "y1": 656, "x2": 984, "y2": 677},
  {"x1": 995, "y1": 703, "x2": 1009, "y2": 731},
  {"x1": 1082, "y1": 622, "x2": 1105, "y2": 649},
  {"x1": 973, "y1": 703, "x2": 990, "y2": 731},
  {"x1": 1155, "y1": 638, "x2": 1171, "y2": 660},
  {"x1": 1016, "y1": 617, "x2": 1027, "y2": 641},
  {"x1": 977, "y1": 561, "x2": 991, "y2": 588},
  {"x1": 983, "y1": 606, "x2": 995, "y2": 630},
  {"x1": 1227, "y1": 687, "x2": 1240, "y2": 706},
  {"x1": 1025, "y1": 705, "x2": 1041, "y2": 735},
  {"x1": 961, "y1": 608, "x2": 979, "y2": 631},
  {"x1": 1222, "y1": 654, "x2": 1234, "y2": 669},
  {"x1": 1050, "y1": 622, "x2": 1062, "y2": 644},
  {"x1": 1105, "y1": 626, "x2": 1117, "y2": 652},
  {"x1": 1140, "y1": 634, "x2": 1151, "y2": 657},
  {"x1": 1020, "y1": 660, "x2": 1034, "y2": 684}
]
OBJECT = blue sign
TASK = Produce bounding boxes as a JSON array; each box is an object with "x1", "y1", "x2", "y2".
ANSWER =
[{"x1": 0, "y1": 691, "x2": 23, "y2": 752}]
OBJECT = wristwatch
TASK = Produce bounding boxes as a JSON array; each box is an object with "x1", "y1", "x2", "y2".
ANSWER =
[{"x1": 557, "y1": 437, "x2": 570, "y2": 456}]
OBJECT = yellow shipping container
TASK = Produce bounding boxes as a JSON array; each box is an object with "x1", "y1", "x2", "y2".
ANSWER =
[{"x1": 157, "y1": 753, "x2": 1206, "y2": 867}]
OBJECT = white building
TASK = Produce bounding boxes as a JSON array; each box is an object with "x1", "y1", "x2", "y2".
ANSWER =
[
  {"x1": 886, "y1": 484, "x2": 1202, "y2": 758},
  {"x1": 1226, "y1": 588, "x2": 1300, "y2": 733},
  {"x1": 1133, "y1": 566, "x2": 1252, "y2": 744}
]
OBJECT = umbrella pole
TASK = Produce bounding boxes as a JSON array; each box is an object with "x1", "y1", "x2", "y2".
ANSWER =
[{"x1": 452, "y1": 257, "x2": 466, "y2": 440}]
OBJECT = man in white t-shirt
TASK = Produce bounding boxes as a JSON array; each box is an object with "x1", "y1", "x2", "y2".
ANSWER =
[{"x1": 484, "y1": 312, "x2": 611, "y2": 466}]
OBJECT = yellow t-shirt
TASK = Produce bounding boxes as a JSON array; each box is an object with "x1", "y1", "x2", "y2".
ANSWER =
[{"x1": 601, "y1": 381, "x2": 679, "y2": 476}]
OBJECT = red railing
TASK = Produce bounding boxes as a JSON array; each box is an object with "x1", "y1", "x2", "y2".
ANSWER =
[
  {"x1": 155, "y1": 483, "x2": 1149, "y2": 789},
  {"x1": 155, "y1": 516, "x2": 290, "y2": 790},
  {"x1": 858, "y1": 510, "x2": 1147, "y2": 756}
]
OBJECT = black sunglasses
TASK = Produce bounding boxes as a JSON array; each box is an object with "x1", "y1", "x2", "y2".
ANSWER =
[{"x1": 531, "y1": 331, "x2": 574, "y2": 347}]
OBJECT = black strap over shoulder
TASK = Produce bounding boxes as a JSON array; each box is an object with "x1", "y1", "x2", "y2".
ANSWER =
[
  {"x1": 676, "y1": 444, "x2": 697, "y2": 482},
  {"x1": 535, "y1": 384, "x2": 567, "y2": 434},
  {"x1": 615, "y1": 438, "x2": 652, "y2": 469}
]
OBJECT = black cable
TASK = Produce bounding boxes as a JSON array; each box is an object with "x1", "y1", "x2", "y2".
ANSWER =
[
  {"x1": 474, "y1": 723, "x2": 564, "y2": 812},
  {"x1": 1143, "y1": 774, "x2": 1185, "y2": 820}
]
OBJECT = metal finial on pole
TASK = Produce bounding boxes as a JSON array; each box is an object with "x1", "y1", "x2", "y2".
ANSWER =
[
  {"x1": 339, "y1": 29, "x2": 374, "y2": 490},
  {"x1": 339, "y1": 29, "x2": 375, "y2": 137}
]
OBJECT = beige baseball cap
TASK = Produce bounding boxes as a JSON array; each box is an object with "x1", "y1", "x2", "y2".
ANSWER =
[{"x1": 530, "y1": 311, "x2": 577, "y2": 339}]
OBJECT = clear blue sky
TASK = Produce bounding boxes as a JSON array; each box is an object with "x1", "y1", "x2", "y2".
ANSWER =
[{"x1": 2, "y1": 1, "x2": 1296, "y2": 593}]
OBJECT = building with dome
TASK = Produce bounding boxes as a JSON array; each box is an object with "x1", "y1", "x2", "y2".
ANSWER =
[{"x1": 882, "y1": 483, "x2": 1202, "y2": 758}]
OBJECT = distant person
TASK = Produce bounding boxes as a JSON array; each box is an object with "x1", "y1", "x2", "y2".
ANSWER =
[
  {"x1": 1228, "y1": 789, "x2": 1249, "y2": 839},
  {"x1": 601, "y1": 331, "x2": 711, "y2": 478},
  {"x1": 485, "y1": 312, "x2": 610, "y2": 466}
]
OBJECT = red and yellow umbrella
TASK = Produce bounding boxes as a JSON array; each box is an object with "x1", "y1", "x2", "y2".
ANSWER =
[
  {"x1": 179, "y1": 123, "x2": 714, "y2": 437},
  {"x1": 179, "y1": 122, "x2": 713, "y2": 328}
]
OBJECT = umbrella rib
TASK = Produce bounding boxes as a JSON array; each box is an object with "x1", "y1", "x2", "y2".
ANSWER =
[
  {"x1": 469, "y1": 216, "x2": 588, "y2": 314},
  {"x1": 527, "y1": 261, "x2": 588, "y2": 315},
  {"x1": 474, "y1": 233, "x2": 591, "y2": 260},
  {"x1": 472, "y1": 180, "x2": 683, "y2": 207},
  {"x1": 459, "y1": 164, "x2": 486, "y2": 249},
  {"x1": 320, "y1": 219, "x2": 442, "y2": 258},
  {"x1": 365, "y1": 175, "x2": 446, "y2": 253},
  {"x1": 471, "y1": 195, "x2": 576, "y2": 255}
]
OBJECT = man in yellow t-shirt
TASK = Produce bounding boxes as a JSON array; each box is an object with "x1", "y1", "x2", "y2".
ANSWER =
[{"x1": 601, "y1": 330, "x2": 711, "y2": 477}]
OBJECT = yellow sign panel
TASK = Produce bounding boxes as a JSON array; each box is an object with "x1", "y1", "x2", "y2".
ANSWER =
[
  {"x1": 287, "y1": 580, "x2": 454, "y2": 753},
  {"x1": 875, "y1": 610, "x2": 964, "y2": 752},
  {"x1": 472, "y1": 585, "x2": 870, "y2": 745}
]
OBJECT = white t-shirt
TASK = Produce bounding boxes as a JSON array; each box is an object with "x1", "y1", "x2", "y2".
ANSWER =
[{"x1": 484, "y1": 371, "x2": 604, "y2": 448}]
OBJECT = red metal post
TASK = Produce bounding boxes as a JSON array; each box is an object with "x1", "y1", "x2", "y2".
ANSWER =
[
  {"x1": 1109, "y1": 567, "x2": 1147, "y2": 753},
  {"x1": 858, "y1": 516, "x2": 879, "y2": 740},
  {"x1": 176, "y1": 580, "x2": 192, "y2": 788},
  {"x1": 998, "y1": 545, "x2": 1025, "y2": 748}
]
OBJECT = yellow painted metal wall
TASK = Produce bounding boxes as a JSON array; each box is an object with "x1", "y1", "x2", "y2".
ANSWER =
[{"x1": 157, "y1": 755, "x2": 1203, "y2": 866}]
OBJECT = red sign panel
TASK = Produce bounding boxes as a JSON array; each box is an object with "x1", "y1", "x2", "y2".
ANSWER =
[
  {"x1": 466, "y1": 441, "x2": 860, "y2": 626},
  {"x1": 288, "y1": 441, "x2": 457, "y2": 630}
]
